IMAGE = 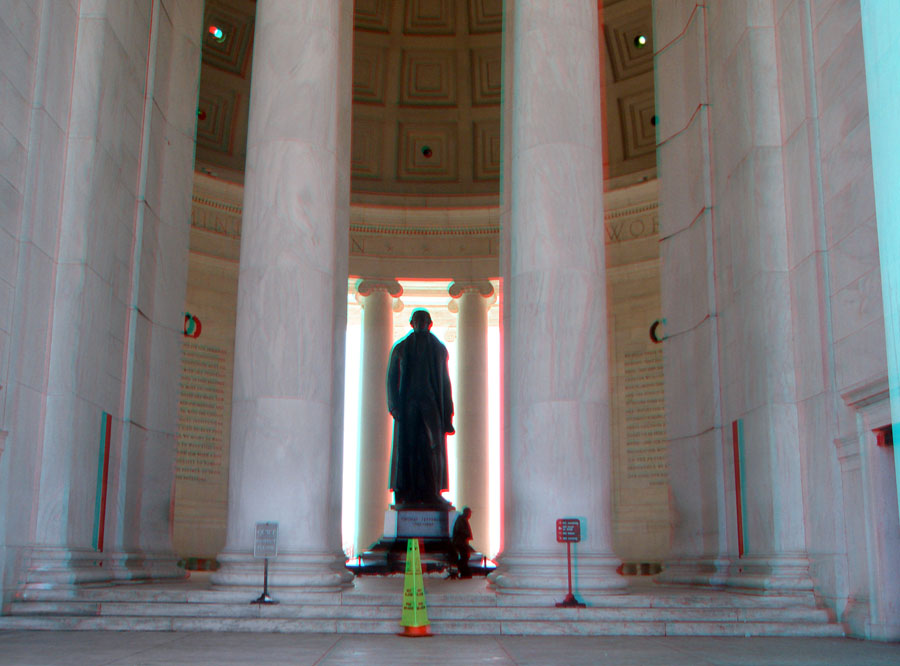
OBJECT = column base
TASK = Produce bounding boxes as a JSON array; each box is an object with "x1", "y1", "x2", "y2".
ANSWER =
[
  {"x1": 488, "y1": 550, "x2": 626, "y2": 600},
  {"x1": 656, "y1": 557, "x2": 731, "y2": 587},
  {"x1": 22, "y1": 547, "x2": 111, "y2": 587},
  {"x1": 105, "y1": 550, "x2": 187, "y2": 582},
  {"x1": 658, "y1": 556, "x2": 815, "y2": 595},
  {"x1": 723, "y1": 555, "x2": 815, "y2": 594},
  {"x1": 210, "y1": 551, "x2": 353, "y2": 589}
]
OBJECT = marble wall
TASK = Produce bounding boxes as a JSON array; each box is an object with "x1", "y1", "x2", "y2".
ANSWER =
[
  {"x1": 605, "y1": 181, "x2": 669, "y2": 563},
  {"x1": 654, "y1": 1, "x2": 724, "y2": 579},
  {"x1": 0, "y1": 0, "x2": 58, "y2": 598},
  {"x1": 172, "y1": 175, "x2": 242, "y2": 559},
  {"x1": 656, "y1": 0, "x2": 895, "y2": 638},
  {"x1": 802, "y1": 0, "x2": 897, "y2": 639},
  {"x1": 0, "y1": 0, "x2": 202, "y2": 600}
]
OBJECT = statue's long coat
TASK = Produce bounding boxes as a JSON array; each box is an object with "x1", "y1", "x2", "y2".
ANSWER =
[{"x1": 386, "y1": 330, "x2": 454, "y2": 499}]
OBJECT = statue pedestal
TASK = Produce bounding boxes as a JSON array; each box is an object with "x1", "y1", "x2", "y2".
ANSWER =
[
  {"x1": 348, "y1": 507, "x2": 495, "y2": 576},
  {"x1": 389, "y1": 507, "x2": 451, "y2": 539}
]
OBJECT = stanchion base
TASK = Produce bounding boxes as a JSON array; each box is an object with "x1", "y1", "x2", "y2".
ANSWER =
[
  {"x1": 398, "y1": 625, "x2": 432, "y2": 637},
  {"x1": 555, "y1": 593, "x2": 586, "y2": 608},
  {"x1": 251, "y1": 594, "x2": 278, "y2": 605}
]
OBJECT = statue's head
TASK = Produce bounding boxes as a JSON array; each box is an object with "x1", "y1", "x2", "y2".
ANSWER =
[{"x1": 410, "y1": 309, "x2": 433, "y2": 332}]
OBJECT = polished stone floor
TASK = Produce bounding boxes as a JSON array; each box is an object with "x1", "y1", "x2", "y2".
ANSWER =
[{"x1": 0, "y1": 632, "x2": 897, "y2": 665}]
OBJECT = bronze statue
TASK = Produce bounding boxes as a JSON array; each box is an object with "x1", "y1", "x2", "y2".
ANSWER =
[{"x1": 386, "y1": 309, "x2": 454, "y2": 507}]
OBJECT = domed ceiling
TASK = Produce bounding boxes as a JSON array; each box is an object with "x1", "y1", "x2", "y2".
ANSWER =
[{"x1": 193, "y1": 0, "x2": 656, "y2": 196}]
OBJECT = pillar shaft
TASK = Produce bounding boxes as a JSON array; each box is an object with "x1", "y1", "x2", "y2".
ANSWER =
[
  {"x1": 16, "y1": 0, "x2": 202, "y2": 587},
  {"x1": 213, "y1": 0, "x2": 353, "y2": 588},
  {"x1": 450, "y1": 281, "x2": 493, "y2": 554},
  {"x1": 355, "y1": 280, "x2": 401, "y2": 553},
  {"x1": 492, "y1": 0, "x2": 623, "y2": 596}
]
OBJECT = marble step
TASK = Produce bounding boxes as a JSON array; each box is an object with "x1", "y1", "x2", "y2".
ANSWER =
[
  {"x1": 13, "y1": 586, "x2": 822, "y2": 609},
  {"x1": 5, "y1": 599, "x2": 834, "y2": 625},
  {"x1": 0, "y1": 614, "x2": 844, "y2": 637}
]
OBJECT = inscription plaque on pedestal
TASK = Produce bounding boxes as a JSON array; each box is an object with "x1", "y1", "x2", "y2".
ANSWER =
[{"x1": 397, "y1": 510, "x2": 449, "y2": 538}]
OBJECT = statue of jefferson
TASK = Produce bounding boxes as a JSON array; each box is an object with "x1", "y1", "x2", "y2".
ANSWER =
[{"x1": 386, "y1": 309, "x2": 455, "y2": 507}]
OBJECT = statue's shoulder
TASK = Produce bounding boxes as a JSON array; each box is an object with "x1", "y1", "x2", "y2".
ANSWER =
[{"x1": 430, "y1": 334, "x2": 449, "y2": 355}]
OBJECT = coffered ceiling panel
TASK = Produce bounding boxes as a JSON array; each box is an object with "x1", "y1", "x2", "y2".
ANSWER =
[
  {"x1": 400, "y1": 50, "x2": 458, "y2": 106},
  {"x1": 355, "y1": 0, "x2": 392, "y2": 32},
  {"x1": 398, "y1": 123, "x2": 459, "y2": 181},
  {"x1": 619, "y1": 90, "x2": 656, "y2": 159},
  {"x1": 195, "y1": 0, "x2": 657, "y2": 193},
  {"x1": 604, "y1": 7, "x2": 654, "y2": 82},
  {"x1": 468, "y1": 0, "x2": 502, "y2": 34},
  {"x1": 471, "y1": 47, "x2": 502, "y2": 105},
  {"x1": 201, "y1": 4, "x2": 254, "y2": 77},
  {"x1": 196, "y1": 88, "x2": 239, "y2": 154},
  {"x1": 352, "y1": 118, "x2": 385, "y2": 180},
  {"x1": 404, "y1": 0, "x2": 456, "y2": 35},
  {"x1": 474, "y1": 120, "x2": 501, "y2": 181},
  {"x1": 353, "y1": 44, "x2": 389, "y2": 105},
  {"x1": 602, "y1": 0, "x2": 657, "y2": 183}
]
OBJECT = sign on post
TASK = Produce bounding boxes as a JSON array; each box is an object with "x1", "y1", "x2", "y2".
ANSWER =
[
  {"x1": 251, "y1": 522, "x2": 278, "y2": 605},
  {"x1": 555, "y1": 518, "x2": 585, "y2": 608},
  {"x1": 556, "y1": 518, "x2": 581, "y2": 543},
  {"x1": 254, "y1": 522, "x2": 278, "y2": 558}
]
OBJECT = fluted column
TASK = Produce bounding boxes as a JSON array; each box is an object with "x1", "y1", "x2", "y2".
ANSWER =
[
  {"x1": 449, "y1": 281, "x2": 494, "y2": 554},
  {"x1": 490, "y1": 0, "x2": 624, "y2": 596},
  {"x1": 355, "y1": 279, "x2": 402, "y2": 552},
  {"x1": 212, "y1": 0, "x2": 354, "y2": 588}
]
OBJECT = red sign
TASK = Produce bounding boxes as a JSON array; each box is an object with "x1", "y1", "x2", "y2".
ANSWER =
[{"x1": 556, "y1": 518, "x2": 581, "y2": 543}]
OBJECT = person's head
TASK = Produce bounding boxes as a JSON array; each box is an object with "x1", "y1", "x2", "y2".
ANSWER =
[
  {"x1": 462, "y1": 506, "x2": 472, "y2": 519},
  {"x1": 410, "y1": 309, "x2": 433, "y2": 332}
]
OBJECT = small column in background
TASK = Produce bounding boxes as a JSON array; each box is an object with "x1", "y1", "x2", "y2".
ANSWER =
[
  {"x1": 448, "y1": 281, "x2": 494, "y2": 555},
  {"x1": 355, "y1": 279, "x2": 403, "y2": 553}
]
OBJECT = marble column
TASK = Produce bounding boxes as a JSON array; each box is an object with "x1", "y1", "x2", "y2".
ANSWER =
[
  {"x1": 490, "y1": 0, "x2": 624, "y2": 596},
  {"x1": 449, "y1": 281, "x2": 493, "y2": 554},
  {"x1": 653, "y1": 0, "x2": 728, "y2": 587},
  {"x1": 14, "y1": 0, "x2": 202, "y2": 588},
  {"x1": 706, "y1": 2, "x2": 810, "y2": 593},
  {"x1": 107, "y1": 0, "x2": 204, "y2": 583},
  {"x1": 354, "y1": 279, "x2": 402, "y2": 553},
  {"x1": 212, "y1": 0, "x2": 354, "y2": 589}
]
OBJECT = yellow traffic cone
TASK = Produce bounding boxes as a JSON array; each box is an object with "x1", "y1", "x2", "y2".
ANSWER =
[{"x1": 399, "y1": 538, "x2": 431, "y2": 637}]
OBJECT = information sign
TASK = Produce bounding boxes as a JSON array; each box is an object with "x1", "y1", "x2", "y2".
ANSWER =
[
  {"x1": 555, "y1": 517, "x2": 585, "y2": 608},
  {"x1": 254, "y1": 522, "x2": 278, "y2": 558},
  {"x1": 556, "y1": 518, "x2": 581, "y2": 543}
]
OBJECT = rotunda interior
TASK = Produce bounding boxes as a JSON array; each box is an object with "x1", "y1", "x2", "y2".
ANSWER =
[{"x1": 178, "y1": 0, "x2": 666, "y2": 567}]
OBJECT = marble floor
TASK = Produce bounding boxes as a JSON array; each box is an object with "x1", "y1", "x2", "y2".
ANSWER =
[{"x1": 0, "y1": 632, "x2": 897, "y2": 665}]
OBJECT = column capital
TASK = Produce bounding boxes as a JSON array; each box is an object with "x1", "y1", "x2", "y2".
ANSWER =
[
  {"x1": 449, "y1": 280, "x2": 494, "y2": 299},
  {"x1": 356, "y1": 278, "x2": 403, "y2": 298}
]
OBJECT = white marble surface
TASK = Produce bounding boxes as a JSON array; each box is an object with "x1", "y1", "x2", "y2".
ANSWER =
[
  {"x1": 217, "y1": 0, "x2": 353, "y2": 587},
  {"x1": 816, "y1": 20, "x2": 865, "y2": 114},
  {"x1": 652, "y1": 0, "x2": 701, "y2": 50},
  {"x1": 654, "y1": 5, "x2": 707, "y2": 145},
  {"x1": 451, "y1": 283, "x2": 492, "y2": 554},
  {"x1": 0, "y1": 0, "x2": 203, "y2": 593},
  {"x1": 659, "y1": 211, "x2": 710, "y2": 336},
  {"x1": 657, "y1": 110, "x2": 710, "y2": 238},
  {"x1": 662, "y1": 318, "x2": 716, "y2": 441},
  {"x1": 497, "y1": 0, "x2": 620, "y2": 594},
  {"x1": 1, "y1": 632, "x2": 897, "y2": 665},
  {"x1": 776, "y1": 1, "x2": 811, "y2": 142},
  {"x1": 789, "y1": 255, "x2": 827, "y2": 402},
  {"x1": 813, "y1": 0, "x2": 882, "y2": 399},
  {"x1": 354, "y1": 282, "x2": 398, "y2": 552},
  {"x1": 665, "y1": 429, "x2": 723, "y2": 561},
  {"x1": 782, "y1": 122, "x2": 817, "y2": 269}
]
